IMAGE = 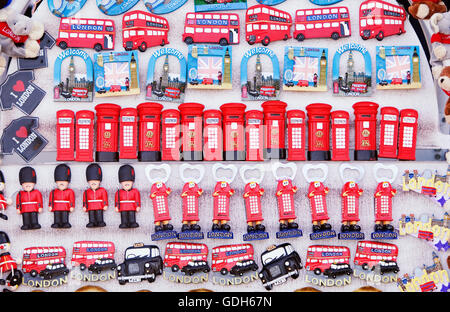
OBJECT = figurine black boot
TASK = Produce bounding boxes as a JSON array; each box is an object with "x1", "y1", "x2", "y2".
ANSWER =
[
  {"x1": 51, "y1": 212, "x2": 62, "y2": 229},
  {"x1": 279, "y1": 223, "x2": 288, "y2": 231},
  {"x1": 87, "y1": 211, "x2": 96, "y2": 228},
  {"x1": 212, "y1": 223, "x2": 221, "y2": 231},
  {"x1": 95, "y1": 211, "x2": 106, "y2": 227},
  {"x1": 288, "y1": 222, "x2": 299, "y2": 229},
  {"x1": 221, "y1": 223, "x2": 231, "y2": 232},
  {"x1": 119, "y1": 212, "x2": 129, "y2": 228},
  {"x1": 374, "y1": 224, "x2": 384, "y2": 232},
  {"x1": 30, "y1": 212, "x2": 41, "y2": 229},
  {"x1": 163, "y1": 223, "x2": 173, "y2": 231},
  {"x1": 312, "y1": 224, "x2": 321, "y2": 233},
  {"x1": 247, "y1": 225, "x2": 255, "y2": 233},
  {"x1": 190, "y1": 223, "x2": 201, "y2": 232},
  {"x1": 321, "y1": 223, "x2": 331, "y2": 231},
  {"x1": 383, "y1": 224, "x2": 394, "y2": 232},
  {"x1": 155, "y1": 225, "x2": 163, "y2": 232},
  {"x1": 255, "y1": 224, "x2": 265, "y2": 232},
  {"x1": 349, "y1": 224, "x2": 361, "y2": 232},
  {"x1": 21, "y1": 213, "x2": 31, "y2": 230},
  {"x1": 341, "y1": 224, "x2": 350, "y2": 232},
  {"x1": 61, "y1": 211, "x2": 71, "y2": 228},
  {"x1": 128, "y1": 212, "x2": 139, "y2": 228},
  {"x1": 181, "y1": 224, "x2": 190, "y2": 232}
]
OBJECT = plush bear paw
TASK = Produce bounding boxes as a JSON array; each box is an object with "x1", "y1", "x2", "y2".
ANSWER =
[
  {"x1": 434, "y1": 45, "x2": 448, "y2": 60},
  {"x1": 28, "y1": 21, "x2": 44, "y2": 40},
  {"x1": 24, "y1": 39, "x2": 40, "y2": 58},
  {"x1": 415, "y1": 4, "x2": 430, "y2": 19},
  {"x1": 432, "y1": 65, "x2": 444, "y2": 79}
]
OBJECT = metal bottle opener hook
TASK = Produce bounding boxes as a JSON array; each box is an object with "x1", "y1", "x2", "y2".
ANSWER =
[
  {"x1": 212, "y1": 163, "x2": 237, "y2": 184},
  {"x1": 271, "y1": 162, "x2": 297, "y2": 181},
  {"x1": 239, "y1": 164, "x2": 265, "y2": 185},
  {"x1": 145, "y1": 164, "x2": 171, "y2": 184},
  {"x1": 373, "y1": 163, "x2": 398, "y2": 184},
  {"x1": 339, "y1": 163, "x2": 365, "y2": 184},
  {"x1": 302, "y1": 163, "x2": 328, "y2": 183},
  {"x1": 179, "y1": 163, "x2": 205, "y2": 184}
]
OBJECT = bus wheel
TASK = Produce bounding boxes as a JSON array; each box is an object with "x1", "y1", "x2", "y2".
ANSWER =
[
  {"x1": 376, "y1": 31, "x2": 384, "y2": 41},
  {"x1": 94, "y1": 44, "x2": 103, "y2": 52},
  {"x1": 219, "y1": 38, "x2": 228, "y2": 46},
  {"x1": 331, "y1": 32, "x2": 340, "y2": 40},
  {"x1": 262, "y1": 37, "x2": 270, "y2": 46},
  {"x1": 160, "y1": 40, "x2": 166, "y2": 46},
  {"x1": 58, "y1": 41, "x2": 68, "y2": 50},
  {"x1": 80, "y1": 264, "x2": 86, "y2": 271},
  {"x1": 139, "y1": 42, "x2": 147, "y2": 52},
  {"x1": 247, "y1": 40, "x2": 255, "y2": 45},
  {"x1": 362, "y1": 263, "x2": 369, "y2": 271},
  {"x1": 398, "y1": 29, "x2": 403, "y2": 35},
  {"x1": 172, "y1": 265, "x2": 180, "y2": 272},
  {"x1": 283, "y1": 34, "x2": 288, "y2": 41},
  {"x1": 314, "y1": 268, "x2": 321, "y2": 275},
  {"x1": 184, "y1": 37, "x2": 194, "y2": 45},
  {"x1": 30, "y1": 270, "x2": 38, "y2": 277},
  {"x1": 296, "y1": 34, "x2": 305, "y2": 42},
  {"x1": 220, "y1": 268, "x2": 228, "y2": 275}
]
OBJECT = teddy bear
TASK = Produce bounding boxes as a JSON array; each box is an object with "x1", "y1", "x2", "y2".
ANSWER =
[
  {"x1": 408, "y1": 0, "x2": 447, "y2": 20},
  {"x1": 437, "y1": 65, "x2": 450, "y2": 124},
  {"x1": 0, "y1": 6, "x2": 44, "y2": 75},
  {"x1": 429, "y1": 11, "x2": 450, "y2": 79}
]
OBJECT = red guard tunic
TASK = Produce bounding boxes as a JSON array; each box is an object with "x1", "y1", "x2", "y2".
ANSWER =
[
  {"x1": 307, "y1": 182, "x2": 329, "y2": 222},
  {"x1": 374, "y1": 182, "x2": 396, "y2": 222},
  {"x1": 243, "y1": 182, "x2": 264, "y2": 223},
  {"x1": 276, "y1": 179, "x2": 297, "y2": 221},
  {"x1": 49, "y1": 189, "x2": 75, "y2": 211},
  {"x1": 212, "y1": 181, "x2": 234, "y2": 222},
  {"x1": 0, "y1": 252, "x2": 17, "y2": 274},
  {"x1": 115, "y1": 188, "x2": 141, "y2": 212},
  {"x1": 341, "y1": 182, "x2": 363, "y2": 222},
  {"x1": 181, "y1": 182, "x2": 203, "y2": 222},
  {"x1": 0, "y1": 193, "x2": 7, "y2": 211},
  {"x1": 150, "y1": 182, "x2": 172, "y2": 223},
  {"x1": 83, "y1": 188, "x2": 108, "y2": 211},
  {"x1": 16, "y1": 190, "x2": 43, "y2": 213}
]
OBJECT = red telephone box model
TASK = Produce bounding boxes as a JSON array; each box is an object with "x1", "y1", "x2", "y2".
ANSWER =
[
  {"x1": 306, "y1": 103, "x2": 332, "y2": 161},
  {"x1": 262, "y1": 101, "x2": 287, "y2": 159},
  {"x1": 352, "y1": 102, "x2": 379, "y2": 161},
  {"x1": 276, "y1": 179, "x2": 298, "y2": 231},
  {"x1": 181, "y1": 182, "x2": 203, "y2": 232},
  {"x1": 137, "y1": 103, "x2": 163, "y2": 162},
  {"x1": 95, "y1": 104, "x2": 121, "y2": 162},
  {"x1": 331, "y1": 110, "x2": 350, "y2": 161},
  {"x1": 243, "y1": 182, "x2": 265, "y2": 233},
  {"x1": 75, "y1": 110, "x2": 95, "y2": 162},
  {"x1": 287, "y1": 110, "x2": 306, "y2": 161},
  {"x1": 179, "y1": 103, "x2": 204, "y2": 161},
  {"x1": 212, "y1": 181, "x2": 234, "y2": 232},
  {"x1": 203, "y1": 110, "x2": 223, "y2": 161},
  {"x1": 56, "y1": 110, "x2": 75, "y2": 161},
  {"x1": 341, "y1": 181, "x2": 363, "y2": 232},
  {"x1": 119, "y1": 108, "x2": 138, "y2": 160},
  {"x1": 378, "y1": 107, "x2": 399, "y2": 159},
  {"x1": 398, "y1": 109, "x2": 418, "y2": 161},
  {"x1": 308, "y1": 181, "x2": 332, "y2": 233},
  {"x1": 162, "y1": 109, "x2": 181, "y2": 161},
  {"x1": 220, "y1": 103, "x2": 246, "y2": 161},
  {"x1": 150, "y1": 181, "x2": 173, "y2": 230},
  {"x1": 374, "y1": 181, "x2": 397, "y2": 232},
  {"x1": 245, "y1": 110, "x2": 264, "y2": 161}
]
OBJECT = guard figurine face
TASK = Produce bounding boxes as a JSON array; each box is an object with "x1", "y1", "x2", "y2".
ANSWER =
[
  {"x1": 56, "y1": 181, "x2": 69, "y2": 191},
  {"x1": 121, "y1": 181, "x2": 133, "y2": 191},
  {"x1": 88, "y1": 180, "x2": 101, "y2": 190},
  {"x1": 21, "y1": 182, "x2": 35, "y2": 192}
]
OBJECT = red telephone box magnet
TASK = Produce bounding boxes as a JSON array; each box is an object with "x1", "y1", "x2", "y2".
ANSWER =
[
  {"x1": 352, "y1": 101, "x2": 379, "y2": 161},
  {"x1": 162, "y1": 109, "x2": 181, "y2": 161},
  {"x1": 398, "y1": 109, "x2": 418, "y2": 161},
  {"x1": 331, "y1": 110, "x2": 350, "y2": 161},
  {"x1": 287, "y1": 110, "x2": 306, "y2": 161},
  {"x1": 220, "y1": 103, "x2": 246, "y2": 161},
  {"x1": 75, "y1": 110, "x2": 95, "y2": 162},
  {"x1": 119, "y1": 108, "x2": 138, "y2": 160},
  {"x1": 179, "y1": 103, "x2": 204, "y2": 161},
  {"x1": 56, "y1": 110, "x2": 75, "y2": 161},
  {"x1": 94, "y1": 104, "x2": 121, "y2": 162},
  {"x1": 137, "y1": 102, "x2": 163, "y2": 162},
  {"x1": 203, "y1": 109, "x2": 223, "y2": 161},
  {"x1": 245, "y1": 110, "x2": 264, "y2": 161},
  {"x1": 262, "y1": 101, "x2": 287, "y2": 159},
  {"x1": 378, "y1": 107, "x2": 399, "y2": 159},
  {"x1": 306, "y1": 103, "x2": 332, "y2": 161}
]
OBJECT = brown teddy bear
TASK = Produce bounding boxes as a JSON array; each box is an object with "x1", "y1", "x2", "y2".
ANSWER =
[
  {"x1": 408, "y1": 0, "x2": 447, "y2": 20},
  {"x1": 437, "y1": 65, "x2": 450, "y2": 123}
]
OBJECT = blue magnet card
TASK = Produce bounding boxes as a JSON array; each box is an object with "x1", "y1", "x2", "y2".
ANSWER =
[
  {"x1": 256, "y1": 0, "x2": 287, "y2": 5},
  {"x1": 48, "y1": 0, "x2": 87, "y2": 17},
  {"x1": 143, "y1": 0, "x2": 188, "y2": 15},
  {"x1": 194, "y1": 0, "x2": 247, "y2": 13},
  {"x1": 310, "y1": 0, "x2": 344, "y2": 5},
  {"x1": 96, "y1": 0, "x2": 139, "y2": 16}
]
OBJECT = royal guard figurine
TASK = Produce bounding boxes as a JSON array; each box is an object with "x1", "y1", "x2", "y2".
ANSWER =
[
  {"x1": 0, "y1": 232, "x2": 22, "y2": 292},
  {"x1": 16, "y1": 167, "x2": 42, "y2": 230},
  {"x1": 0, "y1": 171, "x2": 12, "y2": 220},
  {"x1": 115, "y1": 165, "x2": 140, "y2": 229},
  {"x1": 83, "y1": 163, "x2": 108, "y2": 228},
  {"x1": 49, "y1": 164, "x2": 75, "y2": 228}
]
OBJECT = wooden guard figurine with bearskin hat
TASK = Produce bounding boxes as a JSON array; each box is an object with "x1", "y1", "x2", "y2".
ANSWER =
[
  {"x1": 0, "y1": 170, "x2": 12, "y2": 220},
  {"x1": 0, "y1": 231, "x2": 23, "y2": 292},
  {"x1": 115, "y1": 164, "x2": 141, "y2": 229},
  {"x1": 49, "y1": 164, "x2": 75, "y2": 228},
  {"x1": 83, "y1": 163, "x2": 108, "y2": 228},
  {"x1": 16, "y1": 166, "x2": 42, "y2": 230}
]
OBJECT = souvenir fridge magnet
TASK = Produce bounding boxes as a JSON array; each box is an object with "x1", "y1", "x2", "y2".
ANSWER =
[
  {"x1": 93, "y1": 51, "x2": 140, "y2": 97},
  {"x1": 183, "y1": 12, "x2": 240, "y2": 46},
  {"x1": 353, "y1": 240, "x2": 400, "y2": 283},
  {"x1": 294, "y1": 6, "x2": 351, "y2": 42},
  {"x1": 48, "y1": 0, "x2": 87, "y2": 17},
  {"x1": 397, "y1": 252, "x2": 450, "y2": 292},
  {"x1": 240, "y1": 47, "x2": 280, "y2": 100},
  {"x1": 115, "y1": 165, "x2": 140, "y2": 229},
  {"x1": 332, "y1": 43, "x2": 372, "y2": 96},
  {"x1": 0, "y1": 171, "x2": 12, "y2": 220},
  {"x1": 256, "y1": 0, "x2": 286, "y2": 5},
  {"x1": 304, "y1": 245, "x2": 353, "y2": 287},
  {"x1": 283, "y1": 46, "x2": 328, "y2": 92},
  {"x1": 0, "y1": 232, "x2": 23, "y2": 292},
  {"x1": 71, "y1": 241, "x2": 116, "y2": 282},
  {"x1": 143, "y1": 0, "x2": 188, "y2": 15},
  {"x1": 194, "y1": 0, "x2": 247, "y2": 13},
  {"x1": 208, "y1": 163, "x2": 237, "y2": 239},
  {"x1": 310, "y1": 0, "x2": 344, "y2": 5},
  {"x1": 0, "y1": 117, "x2": 48, "y2": 162},
  {"x1": 187, "y1": 45, "x2": 232, "y2": 90},
  {"x1": 178, "y1": 164, "x2": 205, "y2": 240},
  {"x1": 211, "y1": 244, "x2": 259, "y2": 286},
  {"x1": 145, "y1": 164, "x2": 177, "y2": 241},
  {"x1": 338, "y1": 164, "x2": 365, "y2": 240},
  {"x1": 83, "y1": 163, "x2": 108, "y2": 228},
  {"x1": 97, "y1": 0, "x2": 139, "y2": 15},
  {"x1": 54, "y1": 49, "x2": 94, "y2": 102},
  {"x1": 16, "y1": 167, "x2": 42, "y2": 230},
  {"x1": 18, "y1": 32, "x2": 56, "y2": 70},
  {"x1": 56, "y1": 18, "x2": 115, "y2": 51},
  {"x1": 259, "y1": 243, "x2": 302, "y2": 290},
  {"x1": 49, "y1": 164, "x2": 75, "y2": 229},
  {"x1": 22, "y1": 246, "x2": 69, "y2": 287},
  {"x1": 240, "y1": 164, "x2": 269, "y2": 241},
  {"x1": 163, "y1": 242, "x2": 209, "y2": 284},
  {"x1": 372, "y1": 163, "x2": 399, "y2": 240},
  {"x1": 376, "y1": 46, "x2": 421, "y2": 89},
  {"x1": 146, "y1": 48, "x2": 186, "y2": 103},
  {"x1": 123, "y1": 11, "x2": 169, "y2": 52},
  {"x1": 117, "y1": 243, "x2": 163, "y2": 285},
  {"x1": 302, "y1": 164, "x2": 336, "y2": 240},
  {"x1": 272, "y1": 162, "x2": 302, "y2": 239},
  {"x1": 359, "y1": 0, "x2": 406, "y2": 41}
]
